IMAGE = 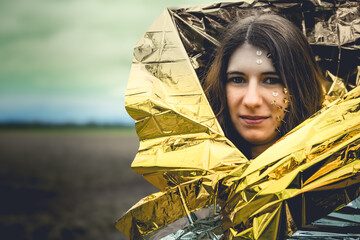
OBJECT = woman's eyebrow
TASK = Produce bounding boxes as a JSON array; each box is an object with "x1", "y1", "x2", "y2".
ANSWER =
[
  {"x1": 226, "y1": 71, "x2": 245, "y2": 75},
  {"x1": 262, "y1": 71, "x2": 279, "y2": 75}
]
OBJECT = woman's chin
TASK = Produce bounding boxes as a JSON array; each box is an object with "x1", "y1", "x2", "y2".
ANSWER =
[{"x1": 242, "y1": 133, "x2": 278, "y2": 146}]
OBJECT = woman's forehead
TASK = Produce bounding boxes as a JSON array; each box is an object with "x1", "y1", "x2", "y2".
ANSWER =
[{"x1": 227, "y1": 43, "x2": 276, "y2": 74}]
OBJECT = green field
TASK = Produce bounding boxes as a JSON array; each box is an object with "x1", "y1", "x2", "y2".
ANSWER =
[{"x1": 0, "y1": 127, "x2": 158, "y2": 240}]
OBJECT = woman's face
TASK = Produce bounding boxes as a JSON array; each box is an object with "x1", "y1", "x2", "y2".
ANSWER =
[{"x1": 226, "y1": 43, "x2": 289, "y2": 146}]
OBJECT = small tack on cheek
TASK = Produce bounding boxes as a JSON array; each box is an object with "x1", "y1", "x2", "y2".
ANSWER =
[
  {"x1": 272, "y1": 91, "x2": 278, "y2": 97},
  {"x1": 284, "y1": 97, "x2": 289, "y2": 104},
  {"x1": 283, "y1": 88, "x2": 288, "y2": 94},
  {"x1": 271, "y1": 100, "x2": 277, "y2": 106},
  {"x1": 256, "y1": 59, "x2": 262, "y2": 65},
  {"x1": 256, "y1": 50, "x2": 262, "y2": 56}
]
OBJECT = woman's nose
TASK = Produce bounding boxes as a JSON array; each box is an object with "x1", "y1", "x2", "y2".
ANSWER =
[{"x1": 243, "y1": 82, "x2": 262, "y2": 108}]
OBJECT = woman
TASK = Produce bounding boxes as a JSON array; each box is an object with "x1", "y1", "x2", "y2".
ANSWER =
[
  {"x1": 204, "y1": 14, "x2": 324, "y2": 159},
  {"x1": 118, "y1": 10, "x2": 360, "y2": 240}
]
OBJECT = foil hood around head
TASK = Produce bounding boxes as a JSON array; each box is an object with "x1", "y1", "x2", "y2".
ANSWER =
[{"x1": 125, "y1": 0, "x2": 360, "y2": 190}]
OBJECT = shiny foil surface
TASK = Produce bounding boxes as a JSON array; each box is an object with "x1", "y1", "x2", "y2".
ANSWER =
[{"x1": 117, "y1": 1, "x2": 360, "y2": 239}]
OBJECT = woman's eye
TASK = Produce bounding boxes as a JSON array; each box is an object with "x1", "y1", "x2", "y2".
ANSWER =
[
  {"x1": 228, "y1": 77, "x2": 246, "y2": 84},
  {"x1": 264, "y1": 77, "x2": 282, "y2": 84}
]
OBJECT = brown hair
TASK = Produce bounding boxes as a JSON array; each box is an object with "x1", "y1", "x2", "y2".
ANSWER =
[{"x1": 204, "y1": 14, "x2": 324, "y2": 157}]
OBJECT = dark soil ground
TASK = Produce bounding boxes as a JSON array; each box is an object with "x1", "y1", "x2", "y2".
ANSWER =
[{"x1": 0, "y1": 128, "x2": 158, "y2": 240}]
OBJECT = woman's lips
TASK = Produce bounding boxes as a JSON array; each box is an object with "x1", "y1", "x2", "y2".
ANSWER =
[{"x1": 240, "y1": 115, "x2": 269, "y2": 125}]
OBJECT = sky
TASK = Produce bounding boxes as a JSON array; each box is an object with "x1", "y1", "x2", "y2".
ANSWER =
[{"x1": 0, "y1": 0, "x2": 220, "y2": 125}]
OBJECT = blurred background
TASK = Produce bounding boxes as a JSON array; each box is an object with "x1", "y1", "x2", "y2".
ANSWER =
[{"x1": 0, "y1": 0, "x2": 217, "y2": 239}]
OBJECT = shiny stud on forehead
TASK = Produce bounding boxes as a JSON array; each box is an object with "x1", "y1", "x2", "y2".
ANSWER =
[{"x1": 256, "y1": 50, "x2": 262, "y2": 64}]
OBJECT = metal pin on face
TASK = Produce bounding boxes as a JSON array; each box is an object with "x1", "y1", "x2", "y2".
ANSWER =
[
  {"x1": 256, "y1": 59, "x2": 262, "y2": 65},
  {"x1": 272, "y1": 91, "x2": 279, "y2": 97}
]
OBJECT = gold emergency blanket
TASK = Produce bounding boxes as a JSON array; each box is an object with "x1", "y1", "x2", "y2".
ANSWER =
[{"x1": 117, "y1": 1, "x2": 360, "y2": 239}]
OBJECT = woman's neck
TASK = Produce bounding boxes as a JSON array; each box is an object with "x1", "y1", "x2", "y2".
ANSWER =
[{"x1": 250, "y1": 139, "x2": 278, "y2": 159}]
